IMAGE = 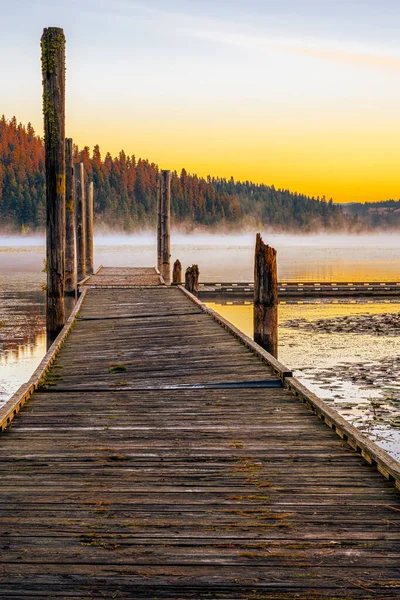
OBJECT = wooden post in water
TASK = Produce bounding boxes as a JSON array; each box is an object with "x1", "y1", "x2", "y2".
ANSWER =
[
  {"x1": 75, "y1": 162, "x2": 86, "y2": 282},
  {"x1": 185, "y1": 265, "x2": 199, "y2": 296},
  {"x1": 172, "y1": 259, "x2": 182, "y2": 284},
  {"x1": 157, "y1": 176, "x2": 162, "y2": 273},
  {"x1": 65, "y1": 138, "x2": 76, "y2": 296},
  {"x1": 253, "y1": 233, "x2": 278, "y2": 358},
  {"x1": 85, "y1": 179, "x2": 94, "y2": 275},
  {"x1": 41, "y1": 27, "x2": 66, "y2": 343},
  {"x1": 160, "y1": 170, "x2": 171, "y2": 284}
]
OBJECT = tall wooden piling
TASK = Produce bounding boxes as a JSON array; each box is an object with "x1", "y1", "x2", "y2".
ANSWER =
[
  {"x1": 157, "y1": 170, "x2": 171, "y2": 284},
  {"x1": 173, "y1": 259, "x2": 182, "y2": 284},
  {"x1": 75, "y1": 162, "x2": 86, "y2": 282},
  {"x1": 85, "y1": 179, "x2": 94, "y2": 275},
  {"x1": 41, "y1": 27, "x2": 66, "y2": 343},
  {"x1": 157, "y1": 177, "x2": 162, "y2": 273},
  {"x1": 185, "y1": 265, "x2": 199, "y2": 296},
  {"x1": 253, "y1": 233, "x2": 278, "y2": 357},
  {"x1": 65, "y1": 138, "x2": 76, "y2": 296}
]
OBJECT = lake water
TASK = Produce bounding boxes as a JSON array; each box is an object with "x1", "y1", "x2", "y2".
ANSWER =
[{"x1": 2, "y1": 232, "x2": 400, "y2": 461}]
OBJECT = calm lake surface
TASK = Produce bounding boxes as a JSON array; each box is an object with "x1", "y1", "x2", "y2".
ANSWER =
[{"x1": 2, "y1": 233, "x2": 400, "y2": 460}]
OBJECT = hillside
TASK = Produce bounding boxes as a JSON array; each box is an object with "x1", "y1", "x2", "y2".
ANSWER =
[
  {"x1": 342, "y1": 200, "x2": 400, "y2": 230},
  {"x1": 0, "y1": 115, "x2": 359, "y2": 233}
]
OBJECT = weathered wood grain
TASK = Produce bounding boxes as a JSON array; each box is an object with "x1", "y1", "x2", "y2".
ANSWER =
[
  {"x1": 75, "y1": 162, "x2": 86, "y2": 282},
  {"x1": 82, "y1": 266, "x2": 161, "y2": 287},
  {"x1": 64, "y1": 138, "x2": 76, "y2": 296},
  {"x1": 159, "y1": 170, "x2": 171, "y2": 284},
  {"x1": 173, "y1": 259, "x2": 182, "y2": 284},
  {"x1": 85, "y1": 179, "x2": 94, "y2": 275},
  {"x1": 0, "y1": 276, "x2": 399, "y2": 598},
  {"x1": 254, "y1": 233, "x2": 278, "y2": 357},
  {"x1": 185, "y1": 264, "x2": 199, "y2": 296},
  {"x1": 42, "y1": 27, "x2": 66, "y2": 342}
]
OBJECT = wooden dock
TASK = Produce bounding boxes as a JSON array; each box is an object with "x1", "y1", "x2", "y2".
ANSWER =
[
  {"x1": 81, "y1": 266, "x2": 163, "y2": 287},
  {"x1": 198, "y1": 281, "x2": 400, "y2": 299},
  {"x1": 1, "y1": 267, "x2": 400, "y2": 599}
]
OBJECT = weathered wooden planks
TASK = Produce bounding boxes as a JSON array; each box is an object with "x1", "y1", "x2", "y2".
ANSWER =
[
  {"x1": 0, "y1": 279, "x2": 399, "y2": 598},
  {"x1": 82, "y1": 266, "x2": 162, "y2": 287}
]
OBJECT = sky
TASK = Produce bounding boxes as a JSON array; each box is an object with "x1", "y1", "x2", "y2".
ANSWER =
[{"x1": 2, "y1": 0, "x2": 400, "y2": 203}]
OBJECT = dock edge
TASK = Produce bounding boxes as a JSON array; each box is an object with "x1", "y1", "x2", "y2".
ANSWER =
[
  {"x1": 178, "y1": 284, "x2": 400, "y2": 491},
  {"x1": 0, "y1": 288, "x2": 88, "y2": 433}
]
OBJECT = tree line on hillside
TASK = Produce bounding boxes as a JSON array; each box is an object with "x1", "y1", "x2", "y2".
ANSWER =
[
  {"x1": 0, "y1": 115, "x2": 363, "y2": 233},
  {"x1": 343, "y1": 200, "x2": 400, "y2": 229}
]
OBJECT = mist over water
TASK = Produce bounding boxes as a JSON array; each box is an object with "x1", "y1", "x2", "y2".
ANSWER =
[
  {"x1": 6, "y1": 231, "x2": 400, "y2": 247},
  {"x1": 2, "y1": 229, "x2": 400, "y2": 294},
  {"x1": 0, "y1": 236, "x2": 44, "y2": 248},
  {"x1": 91, "y1": 231, "x2": 400, "y2": 250},
  {"x1": 92, "y1": 232, "x2": 400, "y2": 282}
]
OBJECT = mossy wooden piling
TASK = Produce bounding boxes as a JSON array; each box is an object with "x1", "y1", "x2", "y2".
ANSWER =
[
  {"x1": 254, "y1": 233, "x2": 278, "y2": 357},
  {"x1": 65, "y1": 138, "x2": 76, "y2": 296},
  {"x1": 75, "y1": 162, "x2": 86, "y2": 282},
  {"x1": 41, "y1": 27, "x2": 66, "y2": 343}
]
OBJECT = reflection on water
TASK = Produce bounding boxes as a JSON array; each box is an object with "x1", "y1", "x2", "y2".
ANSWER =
[
  {"x1": 0, "y1": 291, "x2": 46, "y2": 404},
  {"x1": 206, "y1": 299, "x2": 400, "y2": 461}
]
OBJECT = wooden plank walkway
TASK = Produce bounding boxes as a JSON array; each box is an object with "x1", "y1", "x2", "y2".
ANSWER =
[
  {"x1": 82, "y1": 266, "x2": 162, "y2": 287},
  {"x1": 1, "y1": 272, "x2": 400, "y2": 598}
]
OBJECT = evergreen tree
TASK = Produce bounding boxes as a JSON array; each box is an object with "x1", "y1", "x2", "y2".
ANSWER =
[{"x1": 0, "y1": 115, "x2": 370, "y2": 233}]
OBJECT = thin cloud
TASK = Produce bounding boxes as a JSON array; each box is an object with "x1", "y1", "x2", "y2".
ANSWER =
[
  {"x1": 112, "y1": 1, "x2": 400, "y2": 71},
  {"x1": 192, "y1": 28, "x2": 400, "y2": 70},
  {"x1": 39, "y1": 0, "x2": 400, "y2": 71}
]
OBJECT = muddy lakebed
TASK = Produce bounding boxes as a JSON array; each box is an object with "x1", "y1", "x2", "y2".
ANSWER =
[
  {"x1": 2, "y1": 234, "x2": 400, "y2": 461},
  {"x1": 282, "y1": 302, "x2": 400, "y2": 456}
]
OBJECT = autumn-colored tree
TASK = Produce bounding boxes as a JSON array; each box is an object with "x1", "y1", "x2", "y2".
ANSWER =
[{"x1": 0, "y1": 115, "x2": 361, "y2": 233}]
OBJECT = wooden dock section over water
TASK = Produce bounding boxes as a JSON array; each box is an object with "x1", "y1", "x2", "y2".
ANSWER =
[
  {"x1": 82, "y1": 266, "x2": 163, "y2": 287},
  {"x1": 1, "y1": 267, "x2": 400, "y2": 599},
  {"x1": 199, "y1": 281, "x2": 400, "y2": 300}
]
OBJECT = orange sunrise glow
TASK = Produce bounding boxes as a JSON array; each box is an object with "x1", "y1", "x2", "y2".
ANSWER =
[{"x1": 2, "y1": 1, "x2": 400, "y2": 203}]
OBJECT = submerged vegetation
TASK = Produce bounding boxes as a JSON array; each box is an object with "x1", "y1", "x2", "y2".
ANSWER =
[{"x1": 0, "y1": 114, "x2": 388, "y2": 234}]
